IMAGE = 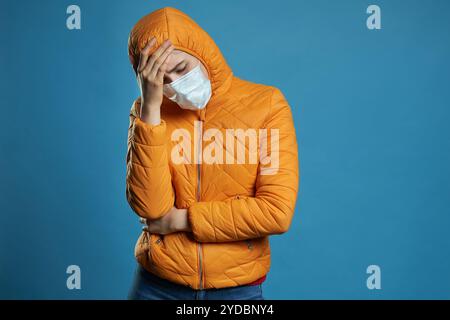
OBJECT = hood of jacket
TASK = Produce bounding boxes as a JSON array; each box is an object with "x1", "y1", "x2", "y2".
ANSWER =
[{"x1": 128, "y1": 6, "x2": 233, "y2": 98}]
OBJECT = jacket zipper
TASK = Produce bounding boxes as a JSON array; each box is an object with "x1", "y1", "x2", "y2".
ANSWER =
[{"x1": 196, "y1": 118, "x2": 204, "y2": 290}]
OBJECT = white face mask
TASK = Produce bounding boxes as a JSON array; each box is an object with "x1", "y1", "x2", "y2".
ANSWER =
[{"x1": 163, "y1": 64, "x2": 212, "y2": 110}]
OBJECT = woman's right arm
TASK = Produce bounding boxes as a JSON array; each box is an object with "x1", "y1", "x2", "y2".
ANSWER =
[{"x1": 126, "y1": 38, "x2": 176, "y2": 220}]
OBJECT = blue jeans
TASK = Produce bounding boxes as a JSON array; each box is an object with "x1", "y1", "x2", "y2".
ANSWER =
[{"x1": 128, "y1": 265, "x2": 265, "y2": 300}]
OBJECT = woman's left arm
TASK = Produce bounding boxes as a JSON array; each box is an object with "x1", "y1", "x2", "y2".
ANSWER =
[{"x1": 187, "y1": 88, "x2": 300, "y2": 242}]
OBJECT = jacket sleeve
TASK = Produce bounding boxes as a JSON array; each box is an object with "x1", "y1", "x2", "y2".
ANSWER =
[
  {"x1": 187, "y1": 88, "x2": 299, "y2": 242},
  {"x1": 125, "y1": 99, "x2": 175, "y2": 220}
]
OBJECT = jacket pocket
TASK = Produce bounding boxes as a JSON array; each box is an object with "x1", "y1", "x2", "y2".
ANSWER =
[
  {"x1": 233, "y1": 195, "x2": 254, "y2": 251},
  {"x1": 234, "y1": 194, "x2": 248, "y2": 200},
  {"x1": 154, "y1": 235, "x2": 164, "y2": 248}
]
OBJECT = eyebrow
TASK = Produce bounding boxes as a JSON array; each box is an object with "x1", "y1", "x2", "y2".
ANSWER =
[{"x1": 166, "y1": 61, "x2": 185, "y2": 74}]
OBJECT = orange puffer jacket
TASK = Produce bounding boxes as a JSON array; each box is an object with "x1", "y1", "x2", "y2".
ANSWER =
[{"x1": 126, "y1": 7, "x2": 299, "y2": 290}]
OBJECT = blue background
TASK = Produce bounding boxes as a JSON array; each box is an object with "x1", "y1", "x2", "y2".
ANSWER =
[{"x1": 1, "y1": 0, "x2": 450, "y2": 299}]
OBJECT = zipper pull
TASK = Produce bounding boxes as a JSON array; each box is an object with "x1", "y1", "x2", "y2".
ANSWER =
[{"x1": 197, "y1": 108, "x2": 206, "y2": 121}]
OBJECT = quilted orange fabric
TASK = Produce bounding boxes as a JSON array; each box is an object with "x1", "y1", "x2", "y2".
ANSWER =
[{"x1": 126, "y1": 7, "x2": 299, "y2": 290}]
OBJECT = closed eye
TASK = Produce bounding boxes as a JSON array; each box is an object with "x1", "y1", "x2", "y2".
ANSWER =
[
  {"x1": 164, "y1": 63, "x2": 188, "y2": 84},
  {"x1": 176, "y1": 65, "x2": 187, "y2": 74}
]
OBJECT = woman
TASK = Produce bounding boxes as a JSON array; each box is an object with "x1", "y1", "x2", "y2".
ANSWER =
[{"x1": 126, "y1": 7, "x2": 299, "y2": 300}]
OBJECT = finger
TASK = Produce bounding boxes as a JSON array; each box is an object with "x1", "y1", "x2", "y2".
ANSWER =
[
  {"x1": 142, "y1": 39, "x2": 171, "y2": 77},
  {"x1": 142, "y1": 39, "x2": 172, "y2": 76},
  {"x1": 156, "y1": 66, "x2": 166, "y2": 84},
  {"x1": 137, "y1": 38, "x2": 156, "y2": 73},
  {"x1": 155, "y1": 56, "x2": 172, "y2": 84},
  {"x1": 137, "y1": 37, "x2": 156, "y2": 73},
  {"x1": 150, "y1": 45, "x2": 174, "y2": 79},
  {"x1": 138, "y1": 37, "x2": 156, "y2": 72}
]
